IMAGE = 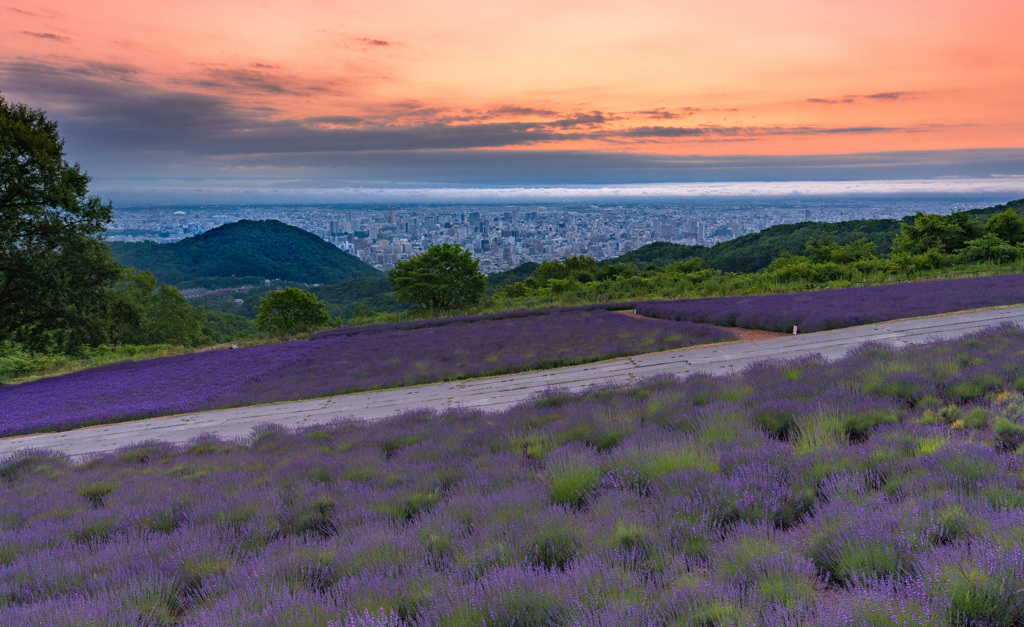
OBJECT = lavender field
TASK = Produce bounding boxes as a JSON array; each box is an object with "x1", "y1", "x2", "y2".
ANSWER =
[
  {"x1": 4, "y1": 325, "x2": 1024, "y2": 625},
  {"x1": 636, "y1": 273, "x2": 1024, "y2": 333},
  {"x1": 0, "y1": 308, "x2": 733, "y2": 438}
]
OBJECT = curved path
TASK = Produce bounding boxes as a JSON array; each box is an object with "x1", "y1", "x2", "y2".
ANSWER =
[{"x1": 4, "y1": 305, "x2": 1024, "y2": 460}]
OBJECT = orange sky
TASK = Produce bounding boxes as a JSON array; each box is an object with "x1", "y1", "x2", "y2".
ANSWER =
[{"x1": 3, "y1": 0, "x2": 1023, "y2": 197}]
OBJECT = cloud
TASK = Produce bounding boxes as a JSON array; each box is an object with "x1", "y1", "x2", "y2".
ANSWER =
[
  {"x1": 22, "y1": 31, "x2": 69, "y2": 42},
  {"x1": 5, "y1": 57, "x2": 1018, "y2": 203},
  {"x1": 64, "y1": 61, "x2": 139, "y2": 80},
  {"x1": 357, "y1": 38, "x2": 392, "y2": 46},
  {"x1": 548, "y1": 112, "x2": 607, "y2": 128},
  {"x1": 632, "y1": 107, "x2": 700, "y2": 119},
  {"x1": 304, "y1": 115, "x2": 368, "y2": 127},
  {"x1": 619, "y1": 125, "x2": 706, "y2": 137},
  {"x1": 808, "y1": 92, "x2": 917, "y2": 104},
  {"x1": 618, "y1": 125, "x2": 898, "y2": 139},
  {"x1": 487, "y1": 105, "x2": 559, "y2": 117},
  {"x1": 174, "y1": 66, "x2": 331, "y2": 96},
  {"x1": 865, "y1": 91, "x2": 913, "y2": 100},
  {"x1": 2, "y1": 59, "x2": 943, "y2": 159},
  {"x1": 1, "y1": 59, "x2": 945, "y2": 159}
]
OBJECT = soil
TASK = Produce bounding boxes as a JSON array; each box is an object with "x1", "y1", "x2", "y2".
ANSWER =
[{"x1": 614, "y1": 309, "x2": 788, "y2": 342}]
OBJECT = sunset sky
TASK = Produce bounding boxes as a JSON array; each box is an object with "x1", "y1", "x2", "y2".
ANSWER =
[{"x1": 3, "y1": 0, "x2": 1024, "y2": 202}]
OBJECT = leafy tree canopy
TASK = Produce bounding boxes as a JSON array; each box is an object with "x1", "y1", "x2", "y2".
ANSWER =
[
  {"x1": 536, "y1": 256, "x2": 600, "y2": 283},
  {"x1": 985, "y1": 209, "x2": 1024, "y2": 246},
  {"x1": 255, "y1": 287, "x2": 331, "y2": 335},
  {"x1": 111, "y1": 269, "x2": 209, "y2": 347},
  {"x1": 0, "y1": 94, "x2": 124, "y2": 353},
  {"x1": 388, "y1": 243, "x2": 487, "y2": 310},
  {"x1": 893, "y1": 211, "x2": 984, "y2": 256}
]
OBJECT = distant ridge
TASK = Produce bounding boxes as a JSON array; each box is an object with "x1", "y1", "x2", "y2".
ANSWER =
[
  {"x1": 110, "y1": 219, "x2": 382, "y2": 286},
  {"x1": 491, "y1": 197, "x2": 1024, "y2": 280},
  {"x1": 612, "y1": 218, "x2": 904, "y2": 274}
]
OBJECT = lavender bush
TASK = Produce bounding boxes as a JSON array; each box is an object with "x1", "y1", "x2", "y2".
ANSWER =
[
  {"x1": 0, "y1": 308, "x2": 732, "y2": 437},
  {"x1": 3, "y1": 324, "x2": 1024, "y2": 625},
  {"x1": 636, "y1": 273, "x2": 1024, "y2": 333}
]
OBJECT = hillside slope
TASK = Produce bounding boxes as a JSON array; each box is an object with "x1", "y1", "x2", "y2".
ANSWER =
[
  {"x1": 608, "y1": 218, "x2": 904, "y2": 273},
  {"x1": 110, "y1": 220, "x2": 381, "y2": 285},
  {"x1": 610, "y1": 198, "x2": 1024, "y2": 274}
]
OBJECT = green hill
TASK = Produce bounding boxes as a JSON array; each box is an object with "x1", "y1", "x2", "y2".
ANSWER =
[
  {"x1": 962, "y1": 197, "x2": 1024, "y2": 223},
  {"x1": 701, "y1": 218, "x2": 905, "y2": 273},
  {"x1": 605, "y1": 241, "x2": 710, "y2": 269},
  {"x1": 110, "y1": 220, "x2": 381, "y2": 286},
  {"x1": 605, "y1": 218, "x2": 905, "y2": 273}
]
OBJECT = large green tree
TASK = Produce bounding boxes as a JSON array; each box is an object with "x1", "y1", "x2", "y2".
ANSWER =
[
  {"x1": 255, "y1": 287, "x2": 331, "y2": 335},
  {"x1": 0, "y1": 95, "x2": 123, "y2": 353},
  {"x1": 388, "y1": 243, "x2": 487, "y2": 310}
]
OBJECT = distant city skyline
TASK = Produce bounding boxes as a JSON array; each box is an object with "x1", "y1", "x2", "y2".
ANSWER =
[
  {"x1": 3, "y1": 1, "x2": 1023, "y2": 203},
  {"x1": 110, "y1": 197, "x2": 1000, "y2": 272}
]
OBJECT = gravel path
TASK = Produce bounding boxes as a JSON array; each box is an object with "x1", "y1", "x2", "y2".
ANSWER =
[{"x1": 3, "y1": 305, "x2": 1024, "y2": 461}]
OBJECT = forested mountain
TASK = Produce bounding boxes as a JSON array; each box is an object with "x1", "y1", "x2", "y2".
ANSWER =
[{"x1": 110, "y1": 220, "x2": 381, "y2": 286}]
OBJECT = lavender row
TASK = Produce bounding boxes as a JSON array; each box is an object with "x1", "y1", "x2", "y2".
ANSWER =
[
  {"x1": 0, "y1": 309, "x2": 733, "y2": 437},
  {"x1": 3, "y1": 325, "x2": 1024, "y2": 625},
  {"x1": 636, "y1": 273, "x2": 1024, "y2": 333}
]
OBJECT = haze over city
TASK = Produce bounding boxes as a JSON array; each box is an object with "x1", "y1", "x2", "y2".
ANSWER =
[{"x1": 3, "y1": 0, "x2": 1023, "y2": 204}]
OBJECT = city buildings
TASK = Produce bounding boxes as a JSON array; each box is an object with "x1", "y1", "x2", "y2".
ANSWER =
[{"x1": 106, "y1": 198, "x2": 997, "y2": 273}]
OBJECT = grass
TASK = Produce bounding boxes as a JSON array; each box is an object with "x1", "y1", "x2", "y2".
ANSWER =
[{"x1": 0, "y1": 343, "x2": 188, "y2": 384}]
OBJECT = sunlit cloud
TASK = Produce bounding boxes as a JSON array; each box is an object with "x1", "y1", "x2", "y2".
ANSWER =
[{"x1": 22, "y1": 31, "x2": 70, "y2": 42}]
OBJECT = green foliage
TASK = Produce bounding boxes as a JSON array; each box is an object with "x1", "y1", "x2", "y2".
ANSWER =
[
  {"x1": 110, "y1": 269, "x2": 208, "y2": 347},
  {"x1": 958, "y1": 233, "x2": 1021, "y2": 264},
  {"x1": 805, "y1": 237, "x2": 877, "y2": 263},
  {"x1": 0, "y1": 342, "x2": 184, "y2": 383},
  {"x1": 608, "y1": 241, "x2": 708, "y2": 268},
  {"x1": 78, "y1": 481, "x2": 117, "y2": 507},
  {"x1": 546, "y1": 455, "x2": 601, "y2": 508},
  {"x1": 0, "y1": 95, "x2": 124, "y2": 354},
  {"x1": 985, "y1": 209, "x2": 1024, "y2": 246},
  {"x1": 704, "y1": 219, "x2": 903, "y2": 273},
  {"x1": 536, "y1": 255, "x2": 600, "y2": 283},
  {"x1": 486, "y1": 261, "x2": 540, "y2": 290},
  {"x1": 255, "y1": 287, "x2": 332, "y2": 335},
  {"x1": 893, "y1": 211, "x2": 984, "y2": 256},
  {"x1": 310, "y1": 276, "x2": 408, "y2": 320},
  {"x1": 388, "y1": 243, "x2": 487, "y2": 310},
  {"x1": 202, "y1": 310, "x2": 257, "y2": 342},
  {"x1": 993, "y1": 416, "x2": 1024, "y2": 449},
  {"x1": 110, "y1": 219, "x2": 381, "y2": 285},
  {"x1": 943, "y1": 564, "x2": 1024, "y2": 626}
]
